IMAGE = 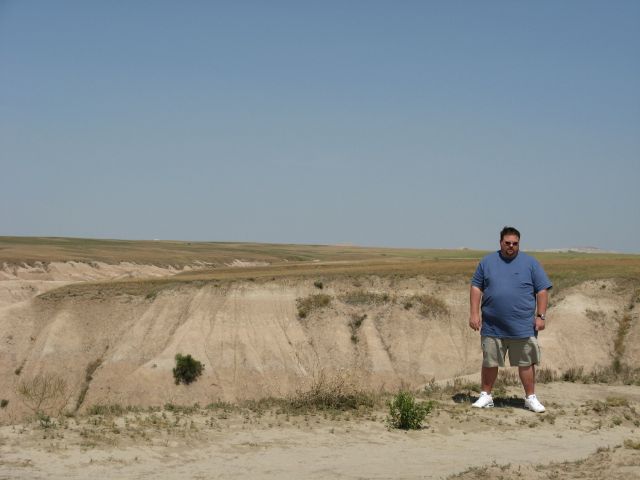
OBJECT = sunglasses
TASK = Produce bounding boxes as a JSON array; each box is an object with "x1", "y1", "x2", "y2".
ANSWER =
[{"x1": 503, "y1": 241, "x2": 519, "y2": 247}]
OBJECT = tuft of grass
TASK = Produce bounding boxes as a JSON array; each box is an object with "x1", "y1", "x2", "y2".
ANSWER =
[
  {"x1": 624, "y1": 438, "x2": 640, "y2": 450},
  {"x1": 585, "y1": 308, "x2": 606, "y2": 323},
  {"x1": 605, "y1": 396, "x2": 629, "y2": 407},
  {"x1": 296, "y1": 293, "x2": 331, "y2": 319},
  {"x1": 87, "y1": 404, "x2": 130, "y2": 416},
  {"x1": 164, "y1": 402, "x2": 200, "y2": 414},
  {"x1": 387, "y1": 390, "x2": 433, "y2": 430},
  {"x1": 562, "y1": 366, "x2": 585, "y2": 382},
  {"x1": 287, "y1": 370, "x2": 375, "y2": 411},
  {"x1": 339, "y1": 290, "x2": 391, "y2": 306},
  {"x1": 404, "y1": 294, "x2": 449, "y2": 317}
]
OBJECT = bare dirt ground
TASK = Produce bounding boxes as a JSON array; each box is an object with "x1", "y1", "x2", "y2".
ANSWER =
[{"x1": 1, "y1": 382, "x2": 639, "y2": 479}]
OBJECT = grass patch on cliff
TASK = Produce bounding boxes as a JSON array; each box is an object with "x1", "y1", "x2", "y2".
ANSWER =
[
  {"x1": 402, "y1": 294, "x2": 450, "y2": 317},
  {"x1": 296, "y1": 294, "x2": 331, "y2": 318},
  {"x1": 339, "y1": 290, "x2": 392, "y2": 306}
]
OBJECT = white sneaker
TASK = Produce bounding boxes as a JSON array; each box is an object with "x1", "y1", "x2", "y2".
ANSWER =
[
  {"x1": 524, "y1": 394, "x2": 546, "y2": 413},
  {"x1": 472, "y1": 391, "x2": 494, "y2": 408}
]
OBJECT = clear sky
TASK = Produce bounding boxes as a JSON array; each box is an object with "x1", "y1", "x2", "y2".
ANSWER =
[{"x1": 2, "y1": 1, "x2": 639, "y2": 252}]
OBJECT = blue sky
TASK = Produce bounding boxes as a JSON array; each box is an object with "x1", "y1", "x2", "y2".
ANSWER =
[{"x1": 1, "y1": 1, "x2": 639, "y2": 252}]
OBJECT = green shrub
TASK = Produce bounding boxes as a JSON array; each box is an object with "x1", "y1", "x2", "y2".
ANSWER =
[
  {"x1": 387, "y1": 391, "x2": 433, "y2": 430},
  {"x1": 296, "y1": 294, "x2": 331, "y2": 318},
  {"x1": 173, "y1": 353, "x2": 204, "y2": 385},
  {"x1": 313, "y1": 280, "x2": 324, "y2": 290},
  {"x1": 0, "y1": 399, "x2": 8, "y2": 408}
]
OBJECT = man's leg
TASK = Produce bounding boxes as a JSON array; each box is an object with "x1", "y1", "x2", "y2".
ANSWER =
[
  {"x1": 481, "y1": 366, "x2": 499, "y2": 393},
  {"x1": 518, "y1": 364, "x2": 535, "y2": 396}
]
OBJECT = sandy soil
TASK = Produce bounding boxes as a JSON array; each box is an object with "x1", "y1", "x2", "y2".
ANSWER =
[{"x1": 1, "y1": 382, "x2": 639, "y2": 479}]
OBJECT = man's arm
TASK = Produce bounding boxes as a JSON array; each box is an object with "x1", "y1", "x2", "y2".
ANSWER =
[
  {"x1": 535, "y1": 289, "x2": 549, "y2": 331},
  {"x1": 469, "y1": 286, "x2": 482, "y2": 331}
]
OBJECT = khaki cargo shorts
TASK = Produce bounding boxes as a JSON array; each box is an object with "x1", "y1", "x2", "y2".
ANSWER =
[{"x1": 481, "y1": 336, "x2": 541, "y2": 367}]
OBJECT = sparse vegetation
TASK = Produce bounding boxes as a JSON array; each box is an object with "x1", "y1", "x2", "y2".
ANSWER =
[
  {"x1": 17, "y1": 373, "x2": 68, "y2": 418},
  {"x1": 75, "y1": 357, "x2": 103, "y2": 411},
  {"x1": 296, "y1": 293, "x2": 331, "y2": 318},
  {"x1": 173, "y1": 353, "x2": 205, "y2": 385},
  {"x1": 348, "y1": 313, "x2": 367, "y2": 343},
  {"x1": 404, "y1": 294, "x2": 450, "y2": 317},
  {"x1": 629, "y1": 287, "x2": 640, "y2": 310},
  {"x1": 339, "y1": 290, "x2": 391, "y2": 306},
  {"x1": 387, "y1": 390, "x2": 433, "y2": 430},
  {"x1": 624, "y1": 438, "x2": 640, "y2": 450},
  {"x1": 612, "y1": 314, "x2": 632, "y2": 373},
  {"x1": 87, "y1": 404, "x2": 129, "y2": 416},
  {"x1": 585, "y1": 308, "x2": 606, "y2": 323},
  {"x1": 288, "y1": 370, "x2": 375, "y2": 411}
]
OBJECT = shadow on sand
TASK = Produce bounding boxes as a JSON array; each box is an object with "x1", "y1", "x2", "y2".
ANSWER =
[{"x1": 452, "y1": 393, "x2": 525, "y2": 409}]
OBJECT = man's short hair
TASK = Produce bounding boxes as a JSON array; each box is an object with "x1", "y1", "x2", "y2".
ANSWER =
[{"x1": 500, "y1": 226, "x2": 521, "y2": 240}]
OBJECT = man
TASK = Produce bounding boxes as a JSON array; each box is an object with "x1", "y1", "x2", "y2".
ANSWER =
[{"x1": 469, "y1": 226, "x2": 552, "y2": 413}]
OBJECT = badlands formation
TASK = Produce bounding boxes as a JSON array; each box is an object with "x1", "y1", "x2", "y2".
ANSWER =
[
  {"x1": 1, "y1": 242, "x2": 639, "y2": 479},
  {"x1": 1, "y1": 256, "x2": 638, "y2": 416}
]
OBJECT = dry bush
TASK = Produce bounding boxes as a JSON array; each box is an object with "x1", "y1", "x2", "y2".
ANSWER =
[
  {"x1": 17, "y1": 372, "x2": 69, "y2": 417},
  {"x1": 296, "y1": 294, "x2": 331, "y2": 318},
  {"x1": 536, "y1": 367, "x2": 557, "y2": 384},
  {"x1": 288, "y1": 370, "x2": 375, "y2": 411}
]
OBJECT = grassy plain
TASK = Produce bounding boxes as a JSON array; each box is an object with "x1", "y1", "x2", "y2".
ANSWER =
[{"x1": 3, "y1": 236, "x2": 640, "y2": 299}]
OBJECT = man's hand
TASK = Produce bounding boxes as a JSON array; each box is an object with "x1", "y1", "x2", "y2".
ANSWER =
[
  {"x1": 469, "y1": 285, "x2": 483, "y2": 331},
  {"x1": 469, "y1": 315, "x2": 481, "y2": 331},
  {"x1": 535, "y1": 316, "x2": 546, "y2": 331}
]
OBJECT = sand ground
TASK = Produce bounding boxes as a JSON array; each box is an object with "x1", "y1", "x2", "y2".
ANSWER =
[{"x1": 1, "y1": 382, "x2": 639, "y2": 479}]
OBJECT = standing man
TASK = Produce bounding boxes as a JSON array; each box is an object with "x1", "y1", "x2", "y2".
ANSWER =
[{"x1": 469, "y1": 226, "x2": 552, "y2": 413}]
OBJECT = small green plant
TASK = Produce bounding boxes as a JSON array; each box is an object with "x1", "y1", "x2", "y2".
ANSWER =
[
  {"x1": 173, "y1": 353, "x2": 204, "y2": 385},
  {"x1": 296, "y1": 294, "x2": 331, "y2": 319},
  {"x1": 0, "y1": 399, "x2": 8, "y2": 408},
  {"x1": 387, "y1": 390, "x2": 433, "y2": 430}
]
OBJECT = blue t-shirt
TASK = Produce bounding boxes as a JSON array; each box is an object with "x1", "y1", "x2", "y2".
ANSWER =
[{"x1": 471, "y1": 251, "x2": 552, "y2": 339}]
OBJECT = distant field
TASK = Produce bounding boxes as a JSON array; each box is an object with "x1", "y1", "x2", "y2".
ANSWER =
[
  {"x1": 3, "y1": 236, "x2": 640, "y2": 295},
  {"x1": 0, "y1": 236, "x2": 487, "y2": 266}
]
